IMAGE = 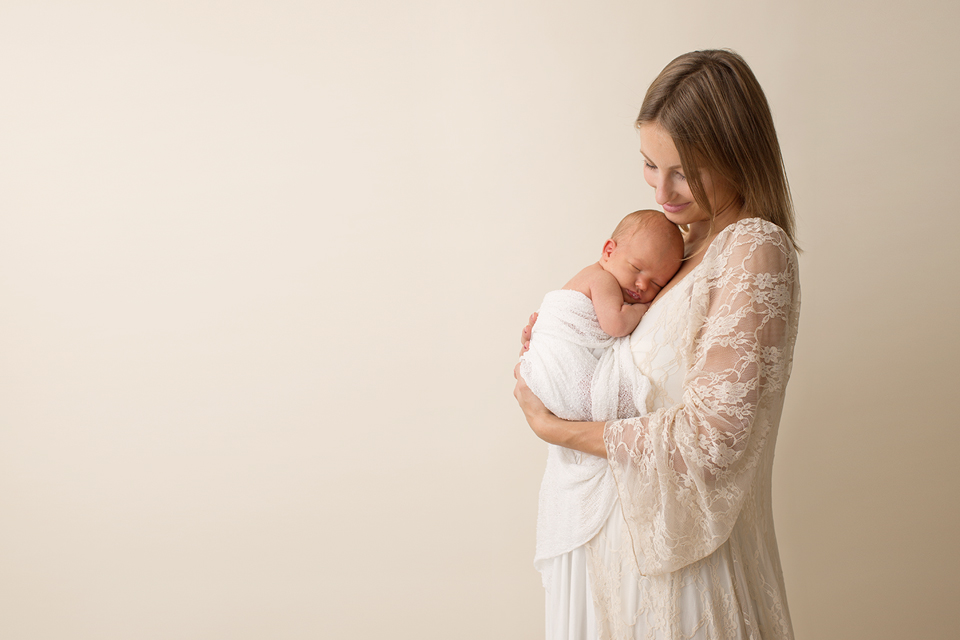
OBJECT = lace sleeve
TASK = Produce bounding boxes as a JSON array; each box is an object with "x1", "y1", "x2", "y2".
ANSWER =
[{"x1": 603, "y1": 221, "x2": 800, "y2": 576}]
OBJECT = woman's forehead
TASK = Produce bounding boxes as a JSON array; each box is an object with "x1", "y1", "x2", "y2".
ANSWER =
[{"x1": 638, "y1": 124, "x2": 682, "y2": 168}]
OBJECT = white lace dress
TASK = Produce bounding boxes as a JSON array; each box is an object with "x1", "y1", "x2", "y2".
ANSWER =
[{"x1": 541, "y1": 218, "x2": 800, "y2": 640}]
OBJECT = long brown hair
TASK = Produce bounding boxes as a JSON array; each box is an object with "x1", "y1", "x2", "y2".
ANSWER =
[{"x1": 636, "y1": 49, "x2": 799, "y2": 251}]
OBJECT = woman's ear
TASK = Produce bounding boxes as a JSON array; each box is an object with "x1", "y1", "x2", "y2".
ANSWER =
[{"x1": 601, "y1": 239, "x2": 617, "y2": 261}]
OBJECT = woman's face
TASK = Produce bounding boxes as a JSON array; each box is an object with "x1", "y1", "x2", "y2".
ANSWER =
[{"x1": 638, "y1": 122, "x2": 736, "y2": 228}]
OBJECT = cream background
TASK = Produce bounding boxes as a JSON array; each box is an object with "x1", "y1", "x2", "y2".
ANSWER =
[{"x1": 1, "y1": 1, "x2": 957, "y2": 639}]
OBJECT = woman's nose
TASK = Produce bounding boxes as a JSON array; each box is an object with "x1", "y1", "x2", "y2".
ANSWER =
[{"x1": 654, "y1": 178, "x2": 671, "y2": 205}]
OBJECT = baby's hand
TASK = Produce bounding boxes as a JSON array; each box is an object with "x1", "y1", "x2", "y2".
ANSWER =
[
  {"x1": 625, "y1": 301, "x2": 652, "y2": 325},
  {"x1": 598, "y1": 301, "x2": 649, "y2": 337}
]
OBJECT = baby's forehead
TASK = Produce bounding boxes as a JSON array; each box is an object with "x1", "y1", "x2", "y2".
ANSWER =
[{"x1": 626, "y1": 223, "x2": 679, "y2": 246}]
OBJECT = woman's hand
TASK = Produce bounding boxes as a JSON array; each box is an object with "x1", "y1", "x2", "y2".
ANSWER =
[
  {"x1": 519, "y1": 312, "x2": 538, "y2": 356},
  {"x1": 513, "y1": 362, "x2": 559, "y2": 443},
  {"x1": 513, "y1": 363, "x2": 609, "y2": 457}
]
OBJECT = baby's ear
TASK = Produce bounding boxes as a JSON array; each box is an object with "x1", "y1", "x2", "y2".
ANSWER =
[{"x1": 601, "y1": 239, "x2": 617, "y2": 260}]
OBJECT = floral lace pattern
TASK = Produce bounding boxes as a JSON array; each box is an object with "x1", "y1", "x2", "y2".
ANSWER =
[{"x1": 588, "y1": 218, "x2": 800, "y2": 640}]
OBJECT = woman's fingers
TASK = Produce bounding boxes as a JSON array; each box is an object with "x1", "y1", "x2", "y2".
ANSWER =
[
  {"x1": 513, "y1": 371, "x2": 530, "y2": 407},
  {"x1": 519, "y1": 312, "x2": 539, "y2": 356},
  {"x1": 513, "y1": 367, "x2": 557, "y2": 444},
  {"x1": 513, "y1": 364, "x2": 527, "y2": 400},
  {"x1": 513, "y1": 366, "x2": 537, "y2": 407}
]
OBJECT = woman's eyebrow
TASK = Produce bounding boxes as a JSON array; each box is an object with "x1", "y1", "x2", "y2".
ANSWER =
[{"x1": 639, "y1": 150, "x2": 682, "y2": 170}]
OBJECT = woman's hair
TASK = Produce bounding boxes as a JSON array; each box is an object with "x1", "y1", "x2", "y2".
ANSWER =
[{"x1": 636, "y1": 49, "x2": 799, "y2": 250}]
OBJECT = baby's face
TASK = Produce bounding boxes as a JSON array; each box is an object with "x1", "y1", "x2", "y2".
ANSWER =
[{"x1": 601, "y1": 231, "x2": 682, "y2": 304}]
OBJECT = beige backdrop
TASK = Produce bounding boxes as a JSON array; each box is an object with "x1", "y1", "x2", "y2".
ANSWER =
[{"x1": 2, "y1": 1, "x2": 958, "y2": 639}]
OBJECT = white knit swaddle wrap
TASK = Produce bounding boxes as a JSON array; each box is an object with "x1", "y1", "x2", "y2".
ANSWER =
[{"x1": 519, "y1": 290, "x2": 651, "y2": 568}]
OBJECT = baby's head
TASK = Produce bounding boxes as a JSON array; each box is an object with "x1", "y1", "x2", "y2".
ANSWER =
[{"x1": 600, "y1": 210, "x2": 684, "y2": 304}]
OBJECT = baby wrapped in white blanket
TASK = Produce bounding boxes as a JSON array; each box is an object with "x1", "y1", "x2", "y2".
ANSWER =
[{"x1": 519, "y1": 210, "x2": 683, "y2": 574}]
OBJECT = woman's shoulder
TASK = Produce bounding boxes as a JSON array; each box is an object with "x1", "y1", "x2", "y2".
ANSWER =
[
  {"x1": 718, "y1": 217, "x2": 792, "y2": 248},
  {"x1": 713, "y1": 217, "x2": 794, "y2": 257},
  {"x1": 706, "y1": 217, "x2": 797, "y2": 277}
]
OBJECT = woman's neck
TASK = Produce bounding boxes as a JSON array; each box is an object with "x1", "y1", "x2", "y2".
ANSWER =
[{"x1": 686, "y1": 205, "x2": 748, "y2": 254}]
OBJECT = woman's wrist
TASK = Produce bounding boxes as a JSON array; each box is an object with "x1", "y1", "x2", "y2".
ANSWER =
[
  {"x1": 530, "y1": 411, "x2": 563, "y2": 446},
  {"x1": 569, "y1": 420, "x2": 608, "y2": 458},
  {"x1": 536, "y1": 414, "x2": 607, "y2": 458}
]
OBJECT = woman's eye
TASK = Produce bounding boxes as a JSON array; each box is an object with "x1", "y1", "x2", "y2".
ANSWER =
[
  {"x1": 675, "y1": 172, "x2": 686, "y2": 181},
  {"x1": 644, "y1": 162, "x2": 656, "y2": 170}
]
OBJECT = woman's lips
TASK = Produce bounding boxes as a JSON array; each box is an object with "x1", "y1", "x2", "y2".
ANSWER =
[{"x1": 663, "y1": 202, "x2": 691, "y2": 214}]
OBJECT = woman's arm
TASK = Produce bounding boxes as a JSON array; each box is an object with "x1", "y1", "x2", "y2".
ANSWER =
[
  {"x1": 604, "y1": 222, "x2": 800, "y2": 574},
  {"x1": 607, "y1": 228, "x2": 797, "y2": 473}
]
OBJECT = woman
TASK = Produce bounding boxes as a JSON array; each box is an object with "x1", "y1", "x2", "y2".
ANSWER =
[{"x1": 515, "y1": 50, "x2": 800, "y2": 639}]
